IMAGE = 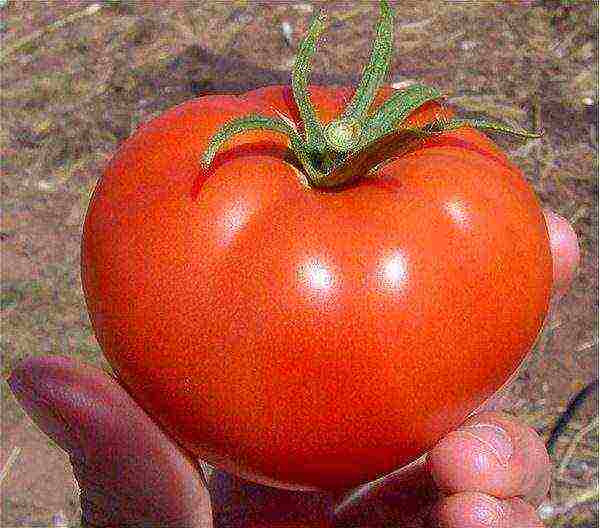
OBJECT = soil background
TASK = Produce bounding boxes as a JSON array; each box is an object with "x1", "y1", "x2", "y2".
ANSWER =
[{"x1": 1, "y1": 1, "x2": 598, "y2": 527}]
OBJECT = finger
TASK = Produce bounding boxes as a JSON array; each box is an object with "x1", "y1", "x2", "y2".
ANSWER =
[
  {"x1": 543, "y1": 210, "x2": 580, "y2": 302},
  {"x1": 430, "y1": 492, "x2": 543, "y2": 528},
  {"x1": 8, "y1": 355, "x2": 211, "y2": 528},
  {"x1": 427, "y1": 411, "x2": 550, "y2": 506}
]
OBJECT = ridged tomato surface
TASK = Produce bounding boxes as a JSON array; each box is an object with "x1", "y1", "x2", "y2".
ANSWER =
[{"x1": 81, "y1": 86, "x2": 552, "y2": 490}]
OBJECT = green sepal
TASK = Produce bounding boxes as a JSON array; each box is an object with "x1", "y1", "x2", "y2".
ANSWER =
[
  {"x1": 358, "y1": 84, "x2": 443, "y2": 149},
  {"x1": 340, "y1": 0, "x2": 394, "y2": 123},
  {"x1": 439, "y1": 117, "x2": 543, "y2": 138},
  {"x1": 291, "y1": 9, "x2": 328, "y2": 154},
  {"x1": 201, "y1": 114, "x2": 323, "y2": 183}
]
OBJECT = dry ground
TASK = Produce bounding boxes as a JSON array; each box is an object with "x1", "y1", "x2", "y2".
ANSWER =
[{"x1": 1, "y1": 1, "x2": 598, "y2": 527}]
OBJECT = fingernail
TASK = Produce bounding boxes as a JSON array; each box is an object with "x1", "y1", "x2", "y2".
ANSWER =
[{"x1": 461, "y1": 423, "x2": 514, "y2": 466}]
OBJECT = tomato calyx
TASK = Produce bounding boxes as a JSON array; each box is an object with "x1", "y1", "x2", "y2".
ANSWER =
[{"x1": 201, "y1": 0, "x2": 542, "y2": 190}]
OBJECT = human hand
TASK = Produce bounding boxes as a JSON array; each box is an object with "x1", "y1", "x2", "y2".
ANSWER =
[{"x1": 8, "y1": 210, "x2": 579, "y2": 527}]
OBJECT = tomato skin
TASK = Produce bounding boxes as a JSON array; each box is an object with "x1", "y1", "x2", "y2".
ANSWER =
[{"x1": 81, "y1": 86, "x2": 552, "y2": 490}]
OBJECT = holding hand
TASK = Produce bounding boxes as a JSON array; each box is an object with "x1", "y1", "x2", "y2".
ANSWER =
[{"x1": 8, "y1": 210, "x2": 579, "y2": 527}]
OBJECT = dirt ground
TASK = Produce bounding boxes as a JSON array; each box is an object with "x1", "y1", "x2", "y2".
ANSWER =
[{"x1": 1, "y1": 1, "x2": 598, "y2": 527}]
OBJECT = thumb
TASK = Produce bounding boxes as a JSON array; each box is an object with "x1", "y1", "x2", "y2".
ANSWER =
[
  {"x1": 8, "y1": 355, "x2": 211, "y2": 528},
  {"x1": 544, "y1": 210, "x2": 580, "y2": 302}
]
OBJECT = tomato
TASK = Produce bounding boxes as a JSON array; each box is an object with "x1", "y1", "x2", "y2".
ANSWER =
[
  {"x1": 81, "y1": 0, "x2": 552, "y2": 491},
  {"x1": 81, "y1": 83, "x2": 552, "y2": 490}
]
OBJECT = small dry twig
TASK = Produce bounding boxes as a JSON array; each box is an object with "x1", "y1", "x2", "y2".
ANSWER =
[
  {"x1": 0, "y1": 3, "x2": 103, "y2": 63},
  {"x1": 557, "y1": 416, "x2": 599, "y2": 477},
  {"x1": 0, "y1": 446, "x2": 22, "y2": 485},
  {"x1": 541, "y1": 486, "x2": 600, "y2": 522}
]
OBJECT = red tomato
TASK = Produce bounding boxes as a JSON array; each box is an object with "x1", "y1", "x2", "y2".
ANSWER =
[{"x1": 81, "y1": 85, "x2": 552, "y2": 490}]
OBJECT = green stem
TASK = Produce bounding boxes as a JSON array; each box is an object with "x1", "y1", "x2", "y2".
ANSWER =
[
  {"x1": 322, "y1": 0, "x2": 394, "y2": 154},
  {"x1": 313, "y1": 128, "x2": 427, "y2": 188}
]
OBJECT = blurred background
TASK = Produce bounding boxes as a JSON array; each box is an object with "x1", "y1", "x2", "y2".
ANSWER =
[{"x1": 1, "y1": 1, "x2": 598, "y2": 526}]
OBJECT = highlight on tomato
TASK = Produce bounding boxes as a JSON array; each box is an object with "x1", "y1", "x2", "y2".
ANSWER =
[{"x1": 81, "y1": 0, "x2": 552, "y2": 490}]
